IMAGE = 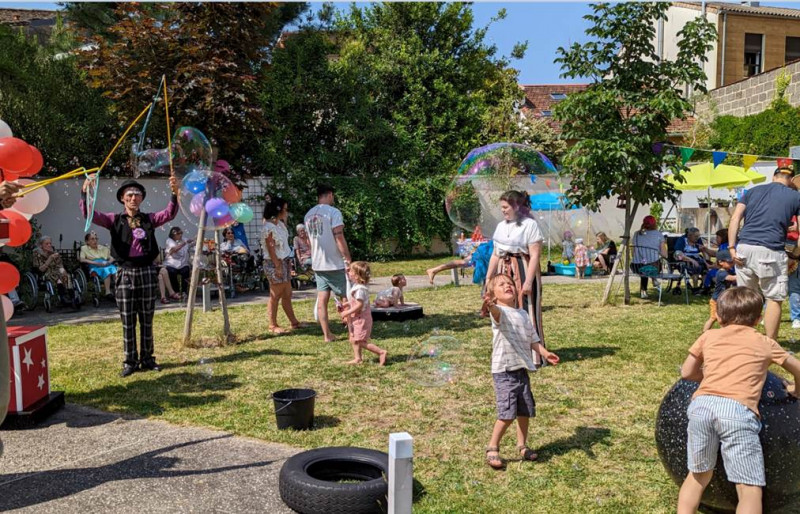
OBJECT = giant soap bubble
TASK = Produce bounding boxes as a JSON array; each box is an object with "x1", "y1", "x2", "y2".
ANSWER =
[
  {"x1": 656, "y1": 373, "x2": 800, "y2": 513},
  {"x1": 406, "y1": 335, "x2": 461, "y2": 387}
]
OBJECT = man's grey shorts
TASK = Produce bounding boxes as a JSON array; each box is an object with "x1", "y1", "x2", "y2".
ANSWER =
[
  {"x1": 315, "y1": 269, "x2": 347, "y2": 296},
  {"x1": 492, "y1": 369, "x2": 536, "y2": 420},
  {"x1": 687, "y1": 395, "x2": 765, "y2": 486},
  {"x1": 736, "y1": 243, "x2": 788, "y2": 301}
]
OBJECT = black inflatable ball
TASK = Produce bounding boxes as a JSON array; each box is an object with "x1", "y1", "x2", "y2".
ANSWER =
[{"x1": 656, "y1": 372, "x2": 800, "y2": 513}]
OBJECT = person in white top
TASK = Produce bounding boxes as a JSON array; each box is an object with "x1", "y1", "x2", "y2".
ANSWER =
[
  {"x1": 262, "y1": 196, "x2": 304, "y2": 334},
  {"x1": 304, "y1": 184, "x2": 352, "y2": 342},
  {"x1": 485, "y1": 190, "x2": 546, "y2": 346},
  {"x1": 164, "y1": 226, "x2": 194, "y2": 295}
]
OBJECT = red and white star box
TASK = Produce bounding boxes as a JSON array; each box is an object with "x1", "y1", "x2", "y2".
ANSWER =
[{"x1": 6, "y1": 325, "x2": 49, "y2": 414}]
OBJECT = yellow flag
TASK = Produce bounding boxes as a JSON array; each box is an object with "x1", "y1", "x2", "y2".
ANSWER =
[{"x1": 743, "y1": 154, "x2": 758, "y2": 171}]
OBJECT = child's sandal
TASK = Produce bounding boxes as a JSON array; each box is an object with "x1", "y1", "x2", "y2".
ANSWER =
[
  {"x1": 485, "y1": 446, "x2": 503, "y2": 470},
  {"x1": 517, "y1": 445, "x2": 538, "y2": 462}
]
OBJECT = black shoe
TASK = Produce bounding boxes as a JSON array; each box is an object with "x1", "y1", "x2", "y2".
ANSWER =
[
  {"x1": 672, "y1": 287, "x2": 682, "y2": 296},
  {"x1": 140, "y1": 360, "x2": 161, "y2": 372},
  {"x1": 120, "y1": 364, "x2": 137, "y2": 378}
]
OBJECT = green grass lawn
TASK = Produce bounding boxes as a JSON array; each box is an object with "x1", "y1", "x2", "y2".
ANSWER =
[
  {"x1": 370, "y1": 255, "x2": 462, "y2": 277},
  {"x1": 46, "y1": 282, "x2": 799, "y2": 513}
]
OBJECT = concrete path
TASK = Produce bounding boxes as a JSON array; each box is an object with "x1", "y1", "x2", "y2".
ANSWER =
[
  {"x1": 9, "y1": 272, "x2": 605, "y2": 327},
  {"x1": 0, "y1": 403, "x2": 298, "y2": 513}
]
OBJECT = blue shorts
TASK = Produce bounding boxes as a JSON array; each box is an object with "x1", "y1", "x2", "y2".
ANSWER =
[
  {"x1": 687, "y1": 395, "x2": 764, "y2": 486},
  {"x1": 492, "y1": 369, "x2": 536, "y2": 420},
  {"x1": 315, "y1": 269, "x2": 347, "y2": 296}
]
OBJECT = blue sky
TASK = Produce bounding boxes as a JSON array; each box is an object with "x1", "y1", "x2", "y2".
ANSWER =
[{"x1": 5, "y1": 1, "x2": 800, "y2": 84}]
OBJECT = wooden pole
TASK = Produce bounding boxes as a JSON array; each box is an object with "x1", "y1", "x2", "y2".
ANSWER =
[
  {"x1": 182, "y1": 211, "x2": 207, "y2": 346},
  {"x1": 213, "y1": 229, "x2": 232, "y2": 341},
  {"x1": 388, "y1": 432, "x2": 413, "y2": 514}
]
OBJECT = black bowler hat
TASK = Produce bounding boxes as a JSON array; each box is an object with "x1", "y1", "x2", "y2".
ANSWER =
[{"x1": 116, "y1": 179, "x2": 147, "y2": 203}]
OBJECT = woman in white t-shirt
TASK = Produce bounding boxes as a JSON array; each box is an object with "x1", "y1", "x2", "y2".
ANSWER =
[
  {"x1": 164, "y1": 226, "x2": 194, "y2": 296},
  {"x1": 486, "y1": 190, "x2": 546, "y2": 347},
  {"x1": 262, "y1": 196, "x2": 304, "y2": 334}
]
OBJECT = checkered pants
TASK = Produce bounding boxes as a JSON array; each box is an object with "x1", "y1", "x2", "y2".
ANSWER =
[{"x1": 115, "y1": 267, "x2": 158, "y2": 367}]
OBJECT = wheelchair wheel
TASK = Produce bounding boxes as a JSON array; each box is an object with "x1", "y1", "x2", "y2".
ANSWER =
[
  {"x1": 74, "y1": 269, "x2": 88, "y2": 297},
  {"x1": 19, "y1": 272, "x2": 38, "y2": 311}
]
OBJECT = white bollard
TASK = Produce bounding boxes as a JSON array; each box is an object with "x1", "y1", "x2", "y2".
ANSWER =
[
  {"x1": 450, "y1": 267, "x2": 460, "y2": 286},
  {"x1": 388, "y1": 432, "x2": 413, "y2": 514},
  {"x1": 202, "y1": 283, "x2": 212, "y2": 312}
]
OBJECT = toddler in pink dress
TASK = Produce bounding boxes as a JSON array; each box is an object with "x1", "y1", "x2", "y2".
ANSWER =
[
  {"x1": 339, "y1": 261, "x2": 387, "y2": 365},
  {"x1": 573, "y1": 238, "x2": 590, "y2": 279}
]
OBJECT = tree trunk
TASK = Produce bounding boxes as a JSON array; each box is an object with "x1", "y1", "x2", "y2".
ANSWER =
[{"x1": 622, "y1": 202, "x2": 640, "y2": 306}]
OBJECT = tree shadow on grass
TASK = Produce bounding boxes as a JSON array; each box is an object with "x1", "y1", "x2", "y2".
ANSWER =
[
  {"x1": 531, "y1": 426, "x2": 612, "y2": 463},
  {"x1": 0, "y1": 435, "x2": 276, "y2": 510},
  {"x1": 554, "y1": 346, "x2": 619, "y2": 364},
  {"x1": 67, "y1": 372, "x2": 241, "y2": 417},
  {"x1": 162, "y1": 348, "x2": 312, "y2": 371}
]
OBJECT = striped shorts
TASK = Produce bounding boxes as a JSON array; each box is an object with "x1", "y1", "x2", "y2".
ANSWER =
[{"x1": 687, "y1": 395, "x2": 765, "y2": 486}]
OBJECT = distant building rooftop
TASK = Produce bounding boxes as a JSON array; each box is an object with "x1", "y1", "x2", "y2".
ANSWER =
[{"x1": 674, "y1": 1, "x2": 800, "y2": 20}]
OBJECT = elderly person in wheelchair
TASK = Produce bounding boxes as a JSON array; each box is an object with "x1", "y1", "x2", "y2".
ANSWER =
[
  {"x1": 79, "y1": 231, "x2": 117, "y2": 301},
  {"x1": 33, "y1": 235, "x2": 80, "y2": 309},
  {"x1": 293, "y1": 224, "x2": 312, "y2": 272}
]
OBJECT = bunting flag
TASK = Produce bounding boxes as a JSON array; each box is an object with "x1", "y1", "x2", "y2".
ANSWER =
[
  {"x1": 777, "y1": 157, "x2": 793, "y2": 169},
  {"x1": 712, "y1": 151, "x2": 727, "y2": 168},
  {"x1": 742, "y1": 154, "x2": 758, "y2": 171},
  {"x1": 652, "y1": 142, "x2": 664, "y2": 155},
  {"x1": 680, "y1": 147, "x2": 695, "y2": 165}
]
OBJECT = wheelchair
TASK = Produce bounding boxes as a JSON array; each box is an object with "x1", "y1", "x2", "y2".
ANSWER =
[
  {"x1": 19, "y1": 269, "x2": 84, "y2": 312},
  {"x1": 290, "y1": 250, "x2": 315, "y2": 290},
  {"x1": 220, "y1": 249, "x2": 265, "y2": 298},
  {"x1": 73, "y1": 264, "x2": 115, "y2": 308}
]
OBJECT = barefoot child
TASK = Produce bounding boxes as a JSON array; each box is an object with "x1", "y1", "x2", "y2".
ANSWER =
[
  {"x1": 483, "y1": 274, "x2": 559, "y2": 470},
  {"x1": 374, "y1": 274, "x2": 406, "y2": 307},
  {"x1": 340, "y1": 261, "x2": 387, "y2": 365},
  {"x1": 677, "y1": 287, "x2": 800, "y2": 514},
  {"x1": 702, "y1": 249, "x2": 736, "y2": 332}
]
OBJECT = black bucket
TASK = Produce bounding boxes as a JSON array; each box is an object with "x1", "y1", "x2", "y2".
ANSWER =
[{"x1": 272, "y1": 388, "x2": 316, "y2": 430}]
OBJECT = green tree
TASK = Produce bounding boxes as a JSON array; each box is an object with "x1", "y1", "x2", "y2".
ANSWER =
[
  {"x1": 0, "y1": 25, "x2": 115, "y2": 173},
  {"x1": 76, "y1": 2, "x2": 306, "y2": 161},
  {"x1": 259, "y1": 3, "x2": 528, "y2": 259},
  {"x1": 554, "y1": 2, "x2": 716, "y2": 304}
]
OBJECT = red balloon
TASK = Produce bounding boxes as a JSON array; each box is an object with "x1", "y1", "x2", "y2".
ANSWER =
[
  {"x1": 18, "y1": 145, "x2": 43, "y2": 178},
  {"x1": 0, "y1": 210, "x2": 32, "y2": 247},
  {"x1": 0, "y1": 137, "x2": 33, "y2": 174},
  {"x1": 0, "y1": 262, "x2": 20, "y2": 294}
]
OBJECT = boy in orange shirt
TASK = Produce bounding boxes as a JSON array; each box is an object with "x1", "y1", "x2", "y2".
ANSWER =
[{"x1": 677, "y1": 287, "x2": 800, "y2": 514}]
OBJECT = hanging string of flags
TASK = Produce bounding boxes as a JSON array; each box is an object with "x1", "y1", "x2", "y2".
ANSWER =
[{"x1": 655, "y1": 143, "x2": 794, "y2": 171}]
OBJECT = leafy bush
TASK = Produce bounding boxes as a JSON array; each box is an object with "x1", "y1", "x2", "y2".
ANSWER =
[{"x1": 709, "y1": 99, "x2": 800, "y2": 159}]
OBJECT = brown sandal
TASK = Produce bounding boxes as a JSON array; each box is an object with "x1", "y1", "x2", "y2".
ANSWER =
[
  {"x1": 486, "y1": 446, "x2": 504, "y2": 469},
  {"x1": 517, "y1": 445, "x2": 538, "y2": 461}
]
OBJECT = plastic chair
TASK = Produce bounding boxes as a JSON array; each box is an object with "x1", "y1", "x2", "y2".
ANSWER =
[{"x1": 627, "y1": 245, "x2": 690, "y2": 306}]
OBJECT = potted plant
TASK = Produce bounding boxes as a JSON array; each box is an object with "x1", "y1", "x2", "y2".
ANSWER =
[
  {"x1": 697, "y1": 196, "x2": 711, "y2": 208},
  {"x1": 713, "y1": 198, "x2": 730, "y2": 208}
]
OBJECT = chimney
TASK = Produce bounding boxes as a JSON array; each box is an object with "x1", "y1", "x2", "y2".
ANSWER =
[{"x1": 741, "y1": 1, "x2": 761, "y2": 6}]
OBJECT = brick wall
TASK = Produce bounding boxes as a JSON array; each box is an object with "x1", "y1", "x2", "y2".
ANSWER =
[{"x1": 696, "y1": 59, "x2": 800, "y2": 118}]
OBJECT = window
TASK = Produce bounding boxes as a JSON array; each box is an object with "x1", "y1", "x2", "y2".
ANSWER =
[
  {"x1": 540, "y1": 110, "x2": 553, "y2": 117},
  {"x1": 744, "y1": 33, "x2": 763, "y2": 77},
  {"x1": 786, "y1": 36, "x2": 800, "y2": 63},
  {"x1": 549, "y1": 92, "x2": 567, "y2": 100}
]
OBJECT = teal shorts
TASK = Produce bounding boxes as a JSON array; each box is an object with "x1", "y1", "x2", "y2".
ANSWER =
[{"x1": 315, "y1": 269, "x2": 347, "y2": 296}]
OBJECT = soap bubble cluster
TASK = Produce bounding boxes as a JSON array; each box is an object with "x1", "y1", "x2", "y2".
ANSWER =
[{"x1": 406, "y1": 335, "x2": 460, "y2": 387}]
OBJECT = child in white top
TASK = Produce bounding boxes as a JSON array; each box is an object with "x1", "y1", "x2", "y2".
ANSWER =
[
  {"x1": 374, "y1": 274, "x2": 406, "y2": 307},
  {"x1": 483, "y1": 274, "x2": 559, "y2": 470},
  {"x1": 339, "y1": 261, "x2": 387, "y2": 365}
]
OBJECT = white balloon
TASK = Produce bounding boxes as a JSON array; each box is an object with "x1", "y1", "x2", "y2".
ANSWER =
[{"x1": 0, "y1": 120, "x2": 12, "y2": 139}]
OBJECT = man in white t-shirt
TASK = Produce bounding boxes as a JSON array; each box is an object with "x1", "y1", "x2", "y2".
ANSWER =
[{"x1": 304, "y1": 184, "x2": 352, "y2": 342}]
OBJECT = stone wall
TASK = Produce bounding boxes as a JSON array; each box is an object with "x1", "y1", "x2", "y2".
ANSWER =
[{"x1": 695, "y1": 59, "x2": 800, "y2": 118}]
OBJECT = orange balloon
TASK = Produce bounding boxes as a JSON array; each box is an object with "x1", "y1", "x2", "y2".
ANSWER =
[
  {"x1": 18, "y1": 145, "x2": 43, "y2": 178},
  {"x1": 0, "y1": 262, "x2": 20, "y2": 294},
  {"x1": 222, "y1": 184, "x2": 242, "y2": 204},
  {"x1": 0, "y1": 209, "x2": 32, "y2": 247}
]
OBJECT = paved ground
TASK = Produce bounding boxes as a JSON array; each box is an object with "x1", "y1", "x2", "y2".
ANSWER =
[
  {"x1": 9, "y1": 272, "x2": 603, "y2": 327},
  {"x1": 0, "y1": 404, "x2": 298, "y2": 513}
]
